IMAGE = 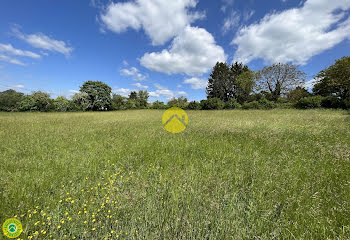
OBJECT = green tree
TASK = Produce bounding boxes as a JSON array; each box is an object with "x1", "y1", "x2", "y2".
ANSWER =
[
  {"x1": 287, "y1": 87, "x2": 310, "y2": 103},
  {"x1": 72, "y1": 92, "x2": 91, "y2": 111},
  {"x1": 0, "y1": 89, "x2": 24, "y2": 111},
  {"x1": 207, "y1": 62, "x2": 250, "y2": 102},
  {"x1": 313, "y1": 56, "x2": 350, "y2": 100},
  {"x1": 187, "y1": 101, "x2": 201, "y2": 110},
  {"x1": 167, "y1": 96, "x2": 188, "y2": 109},
  {"x1": 256, "y1": 63, "x2": 306, "y2": 100},
  {"x1": 18, "y1": 91, "x2": 53, "y2": 112},
  {"x1": 54, "y1": 96, "x2": 72, "y2": 112},
  {"x1": 235, "y1": 70, "x2": 256, "y2": 104},
  {"x1": 151, "y1": 100, "x2": 166, "y2": 109},
  {"x1": 206, "y1": 62, "x2": 232, "y2": 101},
  {"x1": 200, "y1": 98, "x2": 224, "y2": 110},
  {"x1": 80, "y1": 81, "x2": 112, "y2": 111},
  {"x1": 111, "y1": 94, "x2": 127, "y2": 110},
  {"x1": 129, "y1": 91, "x2": 138, "y2": 101},
  {"x1": 136, "y1": 90, "x2": 149, "y2": 108}
]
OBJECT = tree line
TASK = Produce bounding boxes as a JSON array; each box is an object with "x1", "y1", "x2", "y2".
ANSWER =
[{"x1": 0, "y1": 56, "x2": 349, "y2": 112}]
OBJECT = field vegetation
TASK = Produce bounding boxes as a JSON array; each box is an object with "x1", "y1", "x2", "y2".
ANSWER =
[{"x1": 1, "y1": 109, "x2": 349, "y2": 239}]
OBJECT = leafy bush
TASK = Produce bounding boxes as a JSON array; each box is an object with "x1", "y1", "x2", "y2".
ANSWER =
[
  {"x1": 54, "y1": 96, "x2": 74, "y2": 112},
  {"x1": 276, "y1": 102, "x2": 294, "y2": 109},
  {"x1": 151, "y1": 101, "x2": 167, "y2": 109},
  {"x1": 18, "y1": 91, "x2": 54, "y2": 112},
  {"x1": 187, "y1": 101, "x2": 201, "y2": 110},
  {"x1": 321, "y1": 96, "x2": 343, "y2": 109},
  {"x1": 72, "y1": 92, "x2": 92, "y2": 111},
  {"x1": 168, "y1": 97, "x2": 188, "y2": 109},
  {"x1": 200, "y1": 98, "x2": 224, "y2": 110},
  {"x1": 258, "y1": 98, "x2": 277, "y2": 109},
  {"x1": 242, "y1": 101, "x2": 261, "y2": 109},
  {"x1": 223, "y1": 98, "x2": 241, "y2": 109},
  {"x1": 242, "y1": 98, "x2": 276, "y2": 110},
  {"x1": 0, "y1": 89, "x2": 24, "y2": 111},
  {"x1": 296, "y1": 96, "x2": 323, "y2": 109}
]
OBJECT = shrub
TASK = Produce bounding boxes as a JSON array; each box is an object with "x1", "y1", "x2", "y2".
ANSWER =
[
  {"x1": 321, "y1": 96, "x2": 343, "y2": 109},
  {"x1": 168, "y1": 97, "x2": 188, "y2": 109},
  {"x1": 200, "y1": 98, "x2": 224, "y2": 110},
  {"x1": 296, "y1": 96, "x2": 323, "y2": 109},
  {"x1": 258, "y1": 98, "x2": 277, "y2": 109},
  {"x1": 276, "y1": 102, "x2": 294, "y2": 109},
  {"x1": 18, "y1": 91, "x2": 54, "y2": 112},
  {"x1": 242, "y1": 98, "x2": 276, "y2": 110},
  {"x1": 72, "y1": 92, "x2": 92, "y2": 111},
  {"x1": 0, "y1": 89, "x2": 24, "y2": 111},
  {"x1": 341, "y1": 100, "x2": 350, "y2": 109},
  {"x1": 151, "y1": 101, "x2": 167, "y2": 109},
  {"x1": 54, "y1": 96, "x2": 73, "y2": 112},
  {"x1": 242, "y1": 101, "x2": 261, "y2": 109},
  {"x1": 223, "y1": 98, "x2": 241, "y2": 109},
  {"x1": 187, "y1": 101, "x2": 201, "y2": 110}
]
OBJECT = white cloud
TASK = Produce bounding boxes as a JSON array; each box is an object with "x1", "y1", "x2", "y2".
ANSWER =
[
  {"x1": 149, "y1": 83, "x2": 187, "y2": 99},
  {"x1": 243, "y1": 10, "x2": 255, "y2": 22},
  {"x1": 69, "y1": 90, "x2": 80, "y2": 94},
  {"x1": 221, "y1": 0, "x2": 234, "y2": 13},
  {"x1": 120, "y1": 67, "x2": 146, "y2": 81},
  {"x1": 123, "y1": 60, "x2": 129, "y2": 66},
  {"x1": 304, "y1": 78, "x2": 318, "y2": 90},
  {"x1": 232, "y1": 0, "x2": 350, "y2": 65},
  {"x1": 132, "y1": 82, "x2": 149, "y2": 89},
  {"x1": 100, "y1": 0, "x2": 204, "y2": 46},
  {"x1": 0, "y1": 43, "x2": 41, "y2": 59},
  {"x1": 12, "y1": 84, "x2": 25, "y2": 89},
  {"x1": 140, "y1": 26, "x2": 226, "y2": 76},
  {"x1": 0, "y1": 54, "x2": 26, "y2": 66},
  {"x1": 183, "y1": 77, "x2": 207, "y2": 89},
  {"x1": 113, "y1": 87, "x2": 134, "y2": 97},
  {"x1": 222, "y1": 11, "x2": 240, "y2": 34},
  {"x1": 13, "y1": 27, "x2": 73, "y2": 56}
]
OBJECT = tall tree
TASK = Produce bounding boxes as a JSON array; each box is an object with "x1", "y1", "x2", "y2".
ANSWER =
[
  {"x1": 136, "y1": 90, "x2": 149, "y2": 108},
  {"x1": 0, "y1": 89, "x2": 24, "y2": 111},
  {"x1": 313, "y1": 56, "x2": 350, "y2": 100},
  {"x1": 206, "y1": 62, "x2": 250, "y2": 102},
  {"x1": 235, "y1": 70, "x2": 256, "y2": 104},
  {"x1": 256, "y1": 63, "x2": 306, "y2": 100},
  {"x1": 287, "y1": 87, "x2": 310, "y2": 103},
  {"x1": 129, "y1": 91, "x2": 138, "y2": 101},
  {"x1": 80, "y1": 81, "x2": 112, "y2": 111}
]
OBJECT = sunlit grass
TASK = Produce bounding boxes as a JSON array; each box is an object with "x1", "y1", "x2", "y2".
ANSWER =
[{"x1": 1, "y1": 109, "x2": 349, "y2": 239}]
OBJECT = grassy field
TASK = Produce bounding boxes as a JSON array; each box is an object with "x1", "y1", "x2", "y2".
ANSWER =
[{"x1": 1, "y1": 109, "x2": 349, "y2": 239}]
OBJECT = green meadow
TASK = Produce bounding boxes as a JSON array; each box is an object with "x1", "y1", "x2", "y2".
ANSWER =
[{"x1": 1, "y1": 109, "x2": 349, "y2": 239}]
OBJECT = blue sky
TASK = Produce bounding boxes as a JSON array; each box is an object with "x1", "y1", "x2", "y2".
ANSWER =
[{"x1": 0, "y1": 0, "x2": 349, "y2": 102}]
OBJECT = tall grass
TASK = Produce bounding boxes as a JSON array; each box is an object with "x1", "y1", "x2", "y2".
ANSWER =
[{"x1": 0, "y1": 110, "x2": 349, "y2": 239}]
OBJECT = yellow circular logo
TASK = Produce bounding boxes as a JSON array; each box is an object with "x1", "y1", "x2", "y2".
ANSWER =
[
  {"x1": 2, "y1": 218, "x2": 22, "y2": 238},
  {"x1": 162, "y1": 107, "x2": 188, "y2": 133}
]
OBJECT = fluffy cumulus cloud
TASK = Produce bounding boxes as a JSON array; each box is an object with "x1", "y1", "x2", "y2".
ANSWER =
[
  {"x1": 0, "y1": 43, "x2": 41, "y2": 59},
  {"x1": 183, "y1": 77, "x2": 207, "y2": 89},
  {"x1": 149, "y1": 83, "x2": 186, "y2": 99},
  {"x1": 132, "y1": 82, "x2": 149, "y2": 89},
  {"x1": 113, "y1": 87, "x2": 134, "y2": 97},
  {"x1": 120, "y1": 67, "x2": 147, "y2": 81},
  {"x1": 232, "y1": 0, "x2": 350, "y2": 65},
  {"x1": 100, "y1": 0, "x2": 204, "y2": 46},
  {"x1": 13, "y1": 27, "x2": 73, "y2": 56},
  {"x1": 140, "y1": 26, "x2": 226, "y2": 76}
]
